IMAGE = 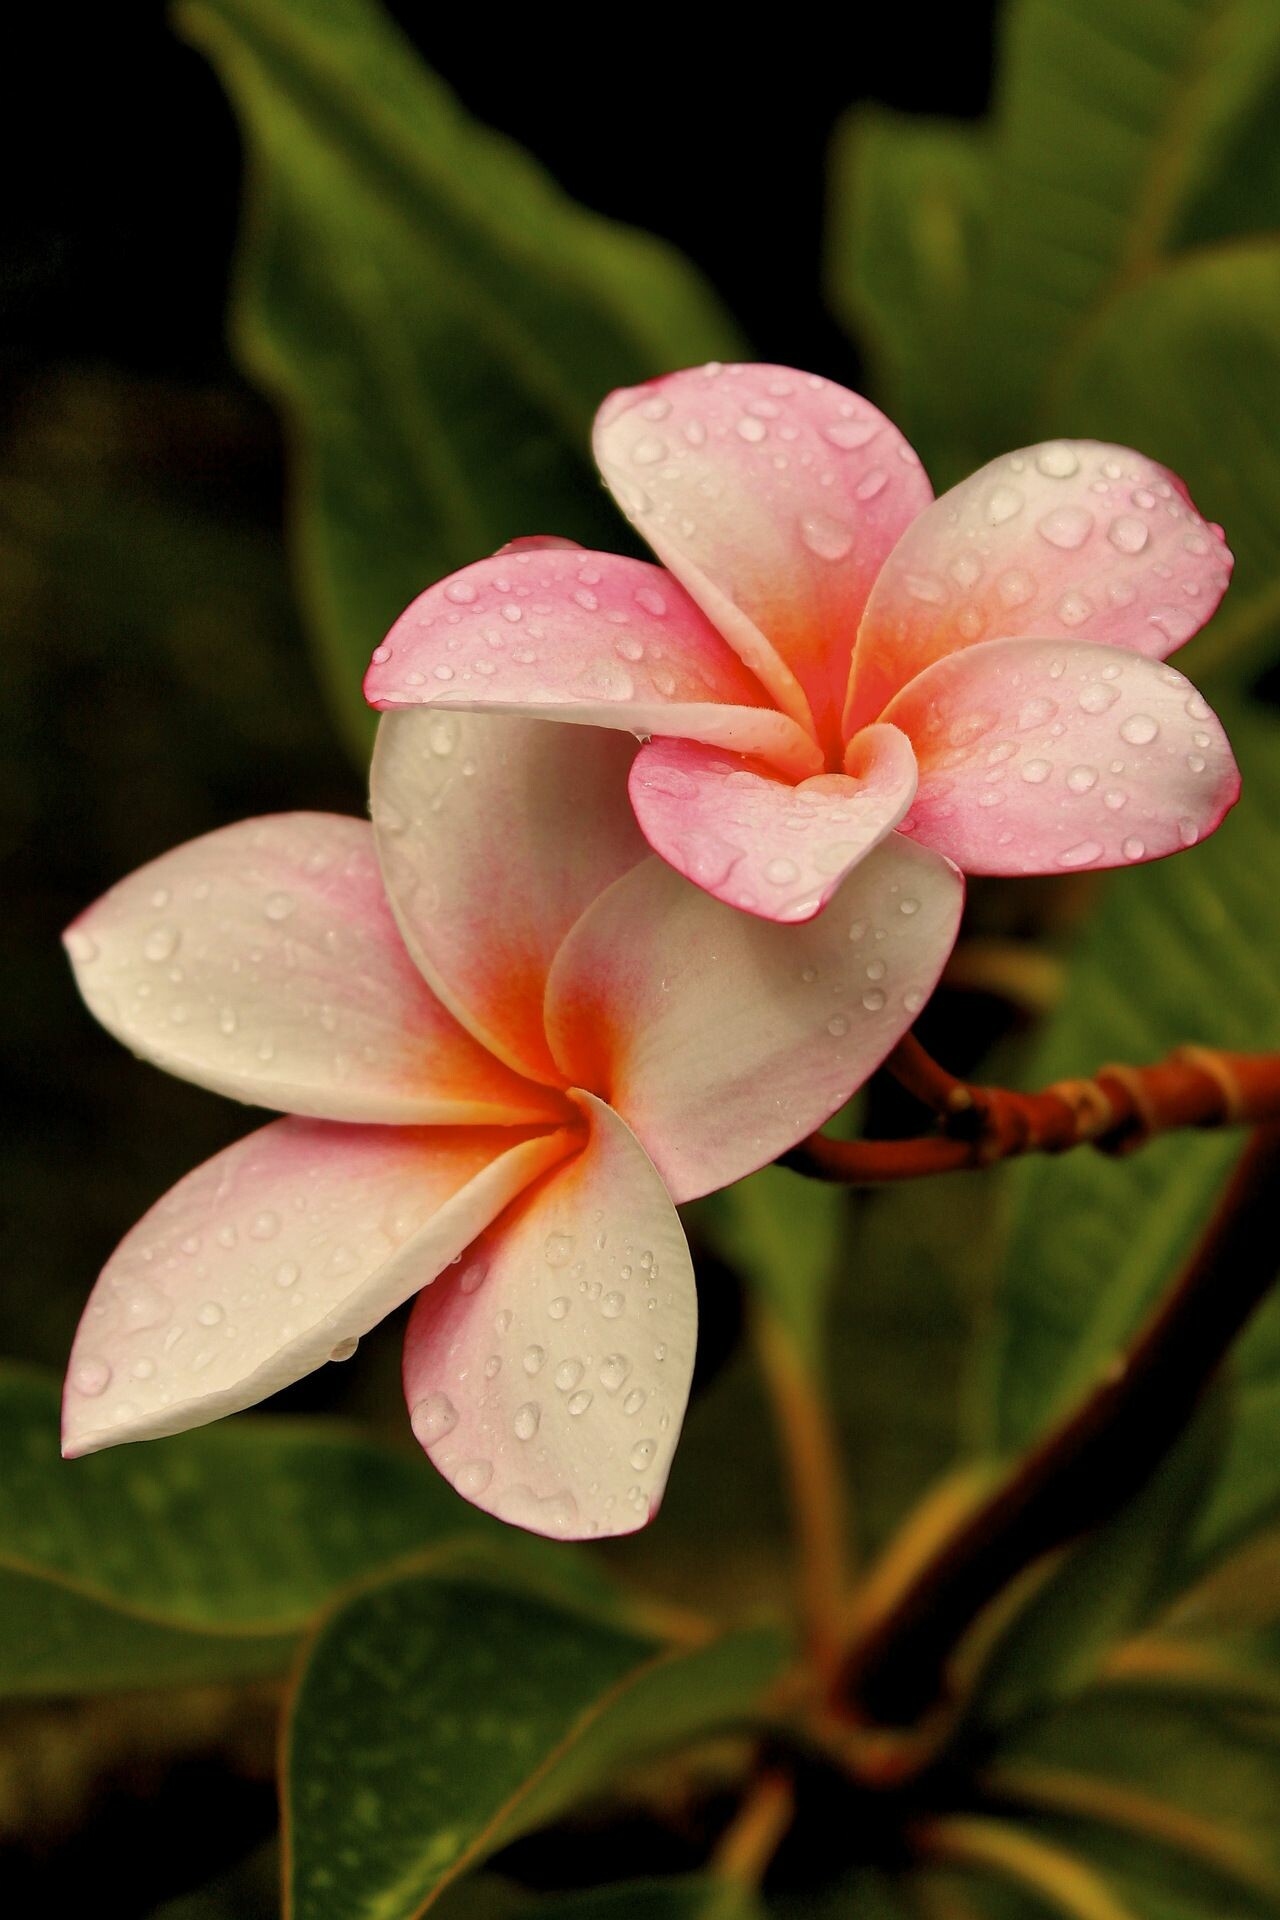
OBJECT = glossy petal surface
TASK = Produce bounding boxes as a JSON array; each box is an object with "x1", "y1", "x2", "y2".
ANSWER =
[
  {"x1": 63, "y1": 814, "x2": 557, "y2": 1123},
  {"x1": 595, "y1": 363, "x2": 933, "y2": 753},
  {"x1": 365, "y1": 546, "x2": 818, "y2": 778},
  {"x1": 849, "y1": 440, "x2": 1233, "y2": 727},
  {"x1": 372, "y1": 713, "x2": 648, "y2": 1082},
  {"x1": 884, "y1": 638, "x2": 1239, "y2": 874},
  {"x1": 402, "y1": 1095, "x2": 695, "y2": 1540},
  {"x1": 63, "y1": 1121, "x2": 572, "y2": 1458},
  {"x1": 627, "y1": 726, "x2": 917, "y2": 922},
  {"x1": 545, "y1": 844, "x2": 964, "y2": 1202}
]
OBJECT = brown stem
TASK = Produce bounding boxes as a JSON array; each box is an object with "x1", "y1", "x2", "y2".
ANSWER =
[
  {"x1": 836, "y1": 1122, "x2": 1280, "y2": 1726},
  {"x1": 783, "y1": 1042, "x2": 1280, "y2": 1185}
]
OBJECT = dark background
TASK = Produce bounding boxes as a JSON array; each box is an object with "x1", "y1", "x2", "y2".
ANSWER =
[{"x1": 1, "y1": 6, "x2": 997, "y2": 1907}]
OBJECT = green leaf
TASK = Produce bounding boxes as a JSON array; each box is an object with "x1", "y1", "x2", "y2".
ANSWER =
[
  {"x1": 1057, "y1": 241, "x2": 1280, "y2": 694},
  {"x1": 284, "y1": 1569, "x2": 790, "y2": 1920},
  {"x1": 987, "y1": 1691, "x2": 1280, "y2": 1913},
  {"x1": 176, "y1": 0, "x2": 745, "y2": 756},
  {"x1": 688, "y1": 1167, "x2": 847, "y2": 1373},
  {"x1": 0, "y1": 1364, "x2": 583, "y2": 1696},
  {"x1": 826, "y1": 110, "x2": 990, "y2": 486},
  {"x1": 984, "y1": 704, "x2": 1280, "y2": 1456},
  {"x1": 829, "y1": 0, "x2": 1280, "y2": 486},
  {"x1": 966, "y1": 1411, "x2": 1226, "y2": 1734}
]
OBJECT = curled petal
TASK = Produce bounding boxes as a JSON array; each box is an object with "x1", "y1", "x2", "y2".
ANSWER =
[
  {"x1": 402, "y1": 1093, "x2": 695, "y2": 1541},
  {"x1": 63, "y1": 814, "x2": 560, "y2": 1124},
  {"x1": 544, "y1": 844, "x2": 964, "y2": 1202},
  {"x1": 372, "y1": 714, "x2": 647, "y2": 1083},
  {"x1": 627, "y1": 727, "x2": 917, "y2": 923},
  {"x1": 848, "y1": 440, "x2": 1233, "y2": 728},
  {"x1": 365, "y1": 546, "x2": 819, "y2": 780},
  {"x1": 883, "y1": 638, "x2": 1240, "y2": 874},
  {"x1": 595, "y1": 363, "x2": 932, "y2": 755},
  {"x1": 62, "y1": 1121, "x2": 573, "y2": 1458}
]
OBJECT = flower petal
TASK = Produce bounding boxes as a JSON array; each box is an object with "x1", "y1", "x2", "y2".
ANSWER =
[
  {"x1": 402, "y1": 1093, "x2": 695, "y2": 1541},
  {"x1": 372, "y1": 713, "x2": 648, "y2": 1083},
  {"x1": 627, "y1": 726, "x2": 917, "y2": 924},
  {"x1": 594, "y1": 363, "x2": 932, "y2": 755},
  {"x1": 365, "y1": 546, "x2": 819, "y2": 780},
  {"x1": 64, "y1": 814, "x2": 560, "y2": 1124},
  {"x1": 883, "y1": 638, "x2": 1240, "y2": 874},
  {"x1": 544, "y1": 844, "x2": 963, "y2": 1203},
  {"x1": 848, "y1": 440, "x2": 1233, "y2": 728},
  {"x1": 62, "y1": 1120, "x2": 573, "y2": 1458}
]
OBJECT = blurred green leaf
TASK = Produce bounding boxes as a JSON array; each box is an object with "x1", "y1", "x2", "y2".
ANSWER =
[
  {"x1": 284, "y1": 1568, "x2": 789, "y2": 1920},
  {"x1": 827, "y1": 112, "x2": 990, "y2": 482},
  {"x1": 829, "y1": 0, "x2": 1280, "y2": 496},
  {"x1": 985, "y1": 1691, "x2": 1280, "y2": 1914},
  {"x1": 689, "y1": 1169, "x2": 846, "y2": 1374},
  {"x1": 0, "y1": 1365, "x2": 604, "y2": 1696},
  {"x1": 1058, "y1": 241, "x2": 1280, "y2": 693},
  {"x1": 177, "y1": 0, "x2": 745, "y2": 756},
  {"x1": 984, "y1": 705, "x2": 1280, "y2": 1455}
]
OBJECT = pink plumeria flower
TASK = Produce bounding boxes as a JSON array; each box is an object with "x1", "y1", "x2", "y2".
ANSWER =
[
  {"x1": 61, "y1": 716, "x2": 962, "y2": 1538},
  {"x1": 366, "y1": 363, "x2": 1239, "y2": 923}
]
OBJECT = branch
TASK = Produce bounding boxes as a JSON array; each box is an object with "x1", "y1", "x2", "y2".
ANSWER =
[
  {"x1": 836, "y1": 1122, "x2": 1280, "y2": 1726},
  {"x1": 783, "y1": 1039, "x2": 1280, "y2": 1184}
]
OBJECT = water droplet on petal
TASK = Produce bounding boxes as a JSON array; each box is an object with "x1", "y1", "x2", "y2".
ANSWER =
[{"x1": 411, "y1": 1392, "x2": 458, "y2": 1442}]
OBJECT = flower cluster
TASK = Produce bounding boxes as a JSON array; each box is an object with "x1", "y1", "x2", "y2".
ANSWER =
[{"x1": 62, "y1": 364, "x2": 1238, "y2": 1538}]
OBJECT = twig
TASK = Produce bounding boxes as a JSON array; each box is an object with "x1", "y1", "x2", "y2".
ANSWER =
[
  {"x1": 753, "y1": 1306, "x2": 849, "y2": 1685},
  {"x1": 783, "y1": 1040, "x2": 1280, "y2": 1184},
  {"x1": 712, "y1": 1766, "x2": 795, "y2": 1889},
  {"x1": 836, "y1": 1123, "x2": 1280, "y2": 1726}
]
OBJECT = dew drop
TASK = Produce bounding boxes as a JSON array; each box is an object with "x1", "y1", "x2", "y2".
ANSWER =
[
  {"x1": 987, "y1": 485, "x2": 1024, "y2": 525},
  {"x1": 72, "y1": 1358, "x2": 112, "y2": 1397},
  {"x1": 514, "y1": 1402, "x2": 540, "y2": 1440},
  {"x1": 523, "y1": 1345, "x2": 546, "y2": 1375},
  {"x1": 1036, "y1": 443, "x2": 1080, "y2": 478},
  {"x1": 1057, "y1": 840, "x2": 1103, "y2": 868},
  {"x1": 798, "y1": 512, "x2": 854, "y2": 562},
  {"x1": 1037, "y1": 506, "x2": 1094, "y2": 550},
  {"x1": 143, "y1": 925, "x2": 179, "y2": 963},
  {"x1": 1107, "y1": 515, "x2": 1149, "y2": 554},
  {"x1": 411, "y1": 1392, "x2": 458, "y2": 1441},
  {"x1": 1119, "y1": 713, "x2": 1159, "y2": 746}
]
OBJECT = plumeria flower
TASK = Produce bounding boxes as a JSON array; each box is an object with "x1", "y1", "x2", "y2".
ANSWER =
[
  {"x1": 61, "y1": 716, "x2": 962, "y2": 1538},
  {"x1": 366, "y1": 363, "x2": 1239, "y2": 924}
]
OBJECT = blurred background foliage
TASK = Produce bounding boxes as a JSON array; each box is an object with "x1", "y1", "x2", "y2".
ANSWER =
[{"x1": 4, "y1": 0, "x2": 1280, "y2": 1913}]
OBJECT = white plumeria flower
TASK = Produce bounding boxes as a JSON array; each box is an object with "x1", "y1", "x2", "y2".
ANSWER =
[{"x1": 62, "y1": 714, "x2": 962, "y2": 1538}]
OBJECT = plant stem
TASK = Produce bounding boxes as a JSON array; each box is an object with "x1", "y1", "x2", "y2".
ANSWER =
[
  {"x1": 836, "y1": 1122, "x2": 1280, "y2": 1725},
  {"x1": 783, "y1": 1040, "x2": 1280, "y2": 1184},
  {"x1": 753, "y1": 1306, "x2": 849, "y2": 1687},
  {"x1": 712, "y1": 1766, "x2": 795, "y2": 1889}
]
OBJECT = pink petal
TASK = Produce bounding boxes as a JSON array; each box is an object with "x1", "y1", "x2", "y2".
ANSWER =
[
  {"x1": 544, "y1": 844, "x2": 963, "y2": 1203},
  {"x1": 62, "y1": 1120, "x2": 572, "y2": 1458},
  {"x1": 883, "y1": 638, "x2": 1240, "y2": 874},
  {"x1": 627, "y1": 726, "x2": 917, "y2": 924},
  {"x1": 402, "y1": 1093, "x2": 695, "y2": 1541},
  {"x1": 365, "y1": 546, "x2": 820, "y2": 781},
  {"x1": 63, "y1": 814, "x2": 560, "y2": 1125},
  {"x1": 371, "y1": 714, "x2": 648, "y2": 1083},
  {"x1": 848, "y1": 441, "x2": 1233, "y2": 728},
  {"x1": 593, "y1": 363, "x2": 932, "y2": 756}
]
